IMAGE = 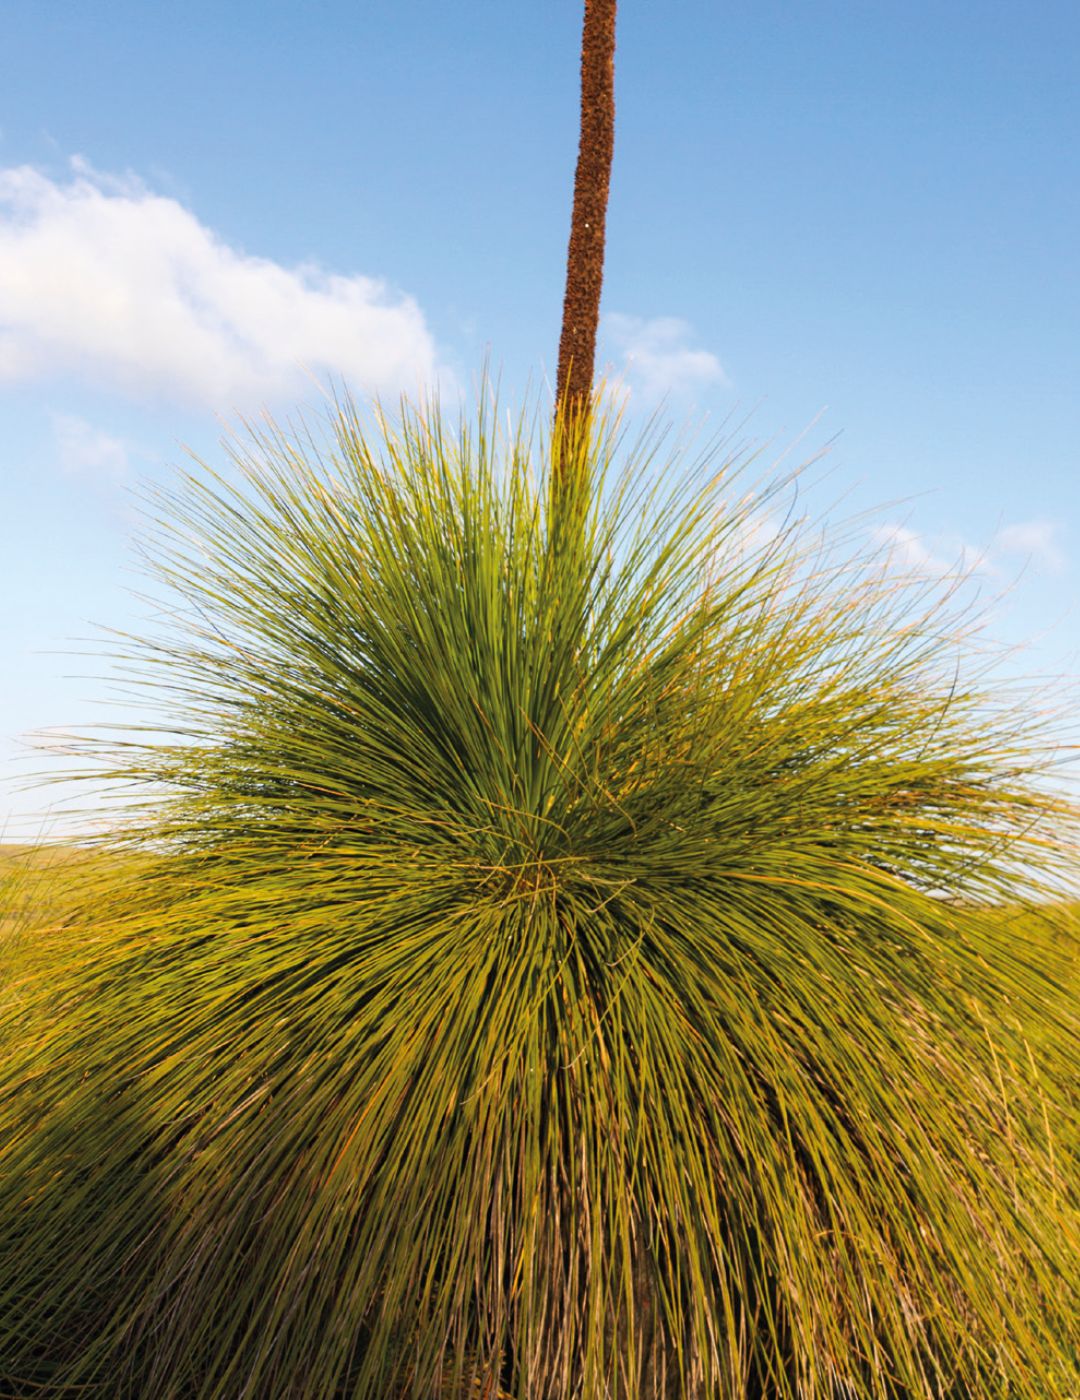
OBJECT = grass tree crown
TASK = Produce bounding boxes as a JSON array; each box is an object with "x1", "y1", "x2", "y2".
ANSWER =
[{"x1": 1, "y1": 394, "x2": 1077, "y2": 1398}]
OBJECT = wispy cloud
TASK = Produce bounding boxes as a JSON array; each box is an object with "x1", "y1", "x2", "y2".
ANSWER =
[
  {"x1": 0, "y1": 159, "x2": 446, "y2": 410},
  {"x1": 24, "y1": 725, "x2": 81, "y2": 757},
  {"x1": 601, "y1": 313, "x2": 727, "y2": 402},
  {"x1": 870, "y1": 519, "x2": 1067, "y2": 581},
  {"x1": 53, "y1": 413, "x2": 131, "y2": 480},
  {"x1": 869, "y1": 524, "x2": 984, "y2": 579},
  {"x1": 993, "y1": 520, "x2": 1066, "y2": 575}
]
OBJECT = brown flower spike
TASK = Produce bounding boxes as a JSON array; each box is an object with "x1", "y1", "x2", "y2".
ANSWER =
[{"x1": 555, "y1": 0, "x2": 617, "y2": 450}]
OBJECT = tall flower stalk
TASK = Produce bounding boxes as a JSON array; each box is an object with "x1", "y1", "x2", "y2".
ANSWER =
[{"x1": 554, "y1": 0, "x2": 617, "y2": 497}]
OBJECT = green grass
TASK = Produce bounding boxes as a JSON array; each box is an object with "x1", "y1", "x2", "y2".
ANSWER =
[{"x1": 1, "y1": 396, "x2": 1078, "y2": 1398}]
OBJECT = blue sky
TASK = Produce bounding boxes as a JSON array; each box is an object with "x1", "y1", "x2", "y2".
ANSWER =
[{"x1": 2, "y1": 0, "x2": 1078, "y2": 838}]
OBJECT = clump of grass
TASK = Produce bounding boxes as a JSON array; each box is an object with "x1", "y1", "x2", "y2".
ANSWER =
[{"x1": 0, "y1": 395, "x2": 1077, "y2": 1398}]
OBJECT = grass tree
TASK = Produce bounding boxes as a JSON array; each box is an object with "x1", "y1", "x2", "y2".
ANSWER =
[{"x1": 1, "y1": 4, "x2": 1079, "y2": 1399}]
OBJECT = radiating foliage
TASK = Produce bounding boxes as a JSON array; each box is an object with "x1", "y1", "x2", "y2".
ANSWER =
[{"x1": 1, "y1": 396, "x2": 1078, "y2": 1398}]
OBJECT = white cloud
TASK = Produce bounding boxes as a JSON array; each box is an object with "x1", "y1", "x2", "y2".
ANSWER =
[
  {"x1": 869, "y1": 524, "x2": 977, "y2": 579},
  {"x1": 602, "y1": 313, "x2": 727, "y2": 402},
  {"x1": 870, "y1": 519, "x2": 1067, "y2": 583},
  {"x1": 24, "y1": 725, "x2": 81, "y2": 756},
  {"x1": 710, "y1": 499, "x2": 785, "y2": 574},
  {"x1": 993, "y1": 520, "x2": 1066, "y2": 575},
  {"x1": 53, "y1": 413, "x2": 130, "y2": 480},
  {"x1": 0, "y1": 160, "x2": 445, "y2": 410}
]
